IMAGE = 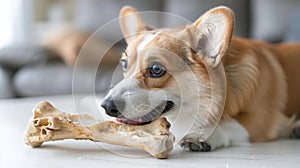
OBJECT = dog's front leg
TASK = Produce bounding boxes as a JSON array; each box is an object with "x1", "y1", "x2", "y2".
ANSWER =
[{"x1": 180, "y1": 119, "x2": 249, "y2": 151}]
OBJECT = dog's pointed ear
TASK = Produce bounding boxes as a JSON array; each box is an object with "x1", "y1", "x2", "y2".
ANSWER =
[
  {"x1": 119, "y1": 6, "x2": 149, "y2": 44},
  {"x1": 191, "y1": 6, "x2": 234, "y2": 67}
]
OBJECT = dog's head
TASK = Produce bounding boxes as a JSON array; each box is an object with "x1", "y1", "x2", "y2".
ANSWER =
[{"x1": 101, "y1": 6, "x2": 234, "y2": 126}]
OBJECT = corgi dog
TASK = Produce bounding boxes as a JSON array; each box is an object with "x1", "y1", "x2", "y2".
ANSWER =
[{"x1": 101, "y1": 6, "x2": 300, "y2": 151}]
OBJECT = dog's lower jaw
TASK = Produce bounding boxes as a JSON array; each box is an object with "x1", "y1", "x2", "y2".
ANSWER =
[
  {"x1": 116, "y1": 118, "x2": 150, "y2": 125},
  {"x1": 116, "y1": 101, "x2": 175, "y2": 125},
  {"x1": 180, "y1": 119, "x2": 249, "y2": 151}
]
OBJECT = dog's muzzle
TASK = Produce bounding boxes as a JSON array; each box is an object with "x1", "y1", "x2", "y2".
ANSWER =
[{"x1": 101, "y1": 96, "x2": 174, "y2": 125}]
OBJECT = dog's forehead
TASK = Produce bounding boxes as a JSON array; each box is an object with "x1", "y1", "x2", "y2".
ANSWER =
[{"x1": 126, "y1": 27, "x2": 194, "y2": 67}]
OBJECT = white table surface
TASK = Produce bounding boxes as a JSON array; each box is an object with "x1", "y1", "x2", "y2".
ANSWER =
[{"x1": 1, "y1": 95, "x2": 300, "y2": 168}]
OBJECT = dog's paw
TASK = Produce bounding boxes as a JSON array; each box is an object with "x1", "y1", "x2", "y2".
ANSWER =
[
  {"x1": 291, "y1": 127, "x2": 300, "y2": 139},
  {"x1": 180, "y1": 136, "x2": 211, "y2": 152},
  {"x1": 180, "y1": 141, "x2": 211, "y2": 152}
]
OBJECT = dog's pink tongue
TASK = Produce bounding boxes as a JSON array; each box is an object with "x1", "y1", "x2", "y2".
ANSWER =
[{"x1": 116, "y1": 118, "x2": 142, "y2": 125}]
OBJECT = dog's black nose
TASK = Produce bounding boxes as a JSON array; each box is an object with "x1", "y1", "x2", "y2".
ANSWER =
[{"x1": 101, "y1": 97, "x2": 123, "y2": 117}]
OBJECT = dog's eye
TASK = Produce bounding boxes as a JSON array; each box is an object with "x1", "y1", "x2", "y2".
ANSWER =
[
  {"x1": 149, "y1": 62, "x2": 166, "y2": 78},
  {"x1": 120, "y1": 59, "x2": 127, "y2": 71}
]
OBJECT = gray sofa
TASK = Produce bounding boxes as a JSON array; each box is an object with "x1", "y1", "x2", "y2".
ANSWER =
[{"x1": 1, "y1": 0, "x2": 300, "y2": 99}]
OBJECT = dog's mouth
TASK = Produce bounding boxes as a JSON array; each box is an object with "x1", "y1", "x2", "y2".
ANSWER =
[{"x1": 116, "y1": 101, "x2": 174, "y2": 125}]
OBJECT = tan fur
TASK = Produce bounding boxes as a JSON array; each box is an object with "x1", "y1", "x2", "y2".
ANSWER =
[{"x1": 223, "y1": 38, "x2": 295, "y2": 141}]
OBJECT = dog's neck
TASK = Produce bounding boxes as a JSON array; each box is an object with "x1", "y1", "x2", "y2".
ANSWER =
[{"x1": 221, "y1": 37, "x2": 260, "y2": 120}]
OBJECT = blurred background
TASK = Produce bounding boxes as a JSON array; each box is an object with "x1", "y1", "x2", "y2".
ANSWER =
[{"x1": 1, "y1": 0, "x2": 300, "y2": 99}]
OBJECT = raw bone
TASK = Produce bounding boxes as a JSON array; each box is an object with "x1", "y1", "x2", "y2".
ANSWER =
[{"x1": 23, "y1": 101, "x2": 175, "y2": 159}]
